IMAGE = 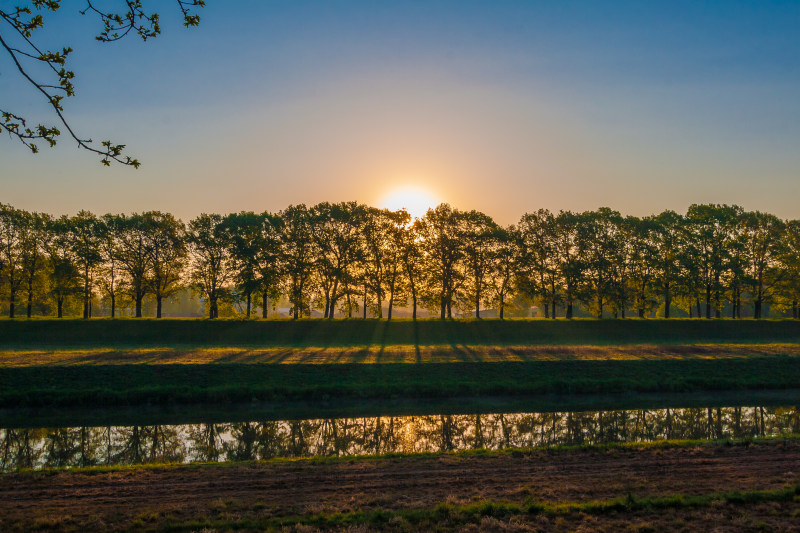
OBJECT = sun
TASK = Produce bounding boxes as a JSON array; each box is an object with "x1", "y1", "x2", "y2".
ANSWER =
[{"x1": 379, "y1": 186, "x2": 439, "y2": 220}]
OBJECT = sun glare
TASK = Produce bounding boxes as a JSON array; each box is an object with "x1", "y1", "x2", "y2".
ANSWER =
[{"x1": 380, "y1": 187, "x2": 439, "y2": 220}]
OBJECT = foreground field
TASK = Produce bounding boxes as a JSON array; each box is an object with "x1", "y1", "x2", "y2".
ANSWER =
[{"x1": 1, "y1": 439, "x2": 798, "y2": 531}]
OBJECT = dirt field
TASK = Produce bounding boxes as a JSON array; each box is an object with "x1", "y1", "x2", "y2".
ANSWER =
[{"x1": 2, "y1": 441, "x2": 799, "y2": 531}]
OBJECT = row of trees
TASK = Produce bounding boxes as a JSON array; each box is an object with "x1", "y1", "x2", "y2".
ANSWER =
[{"x1": 2, "y1": 202, "x2": 800, "y2": 319}]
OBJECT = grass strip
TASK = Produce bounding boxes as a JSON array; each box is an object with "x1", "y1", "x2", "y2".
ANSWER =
[
  {"x1": 2, "y1": 357, "x2": 800, "y2": 408},
  {"x1": 158, "y1": 484, "x2": 800, "y2": 531},
  {"x1": 3, "y1": 318, "x2": 800, "y2": 348}
]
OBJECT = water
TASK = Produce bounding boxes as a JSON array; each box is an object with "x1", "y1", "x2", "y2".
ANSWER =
[{"x1": 1, "y1": 406, "x2": 797, "y2": 471}]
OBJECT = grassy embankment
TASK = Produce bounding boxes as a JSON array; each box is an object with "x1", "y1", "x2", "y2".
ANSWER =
[{"x1": 1, "y1": 319, "x2": 799, "y2": 409}]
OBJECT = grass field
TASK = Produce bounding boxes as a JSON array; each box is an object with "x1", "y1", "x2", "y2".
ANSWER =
[
  {"x1": 2, "y1": 317, "x2": 800, "y2": 348},
  {"x1": 1, "y1": 319, "x2": 800, "y2": 409},
  {"x1": 2, "y1": 356, "x2": 799, "y2": 408}
]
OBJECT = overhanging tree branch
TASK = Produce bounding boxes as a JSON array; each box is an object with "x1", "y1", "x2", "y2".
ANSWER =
[{"x1": 0, "y1": 1, "x2": 205, "y2": 167}]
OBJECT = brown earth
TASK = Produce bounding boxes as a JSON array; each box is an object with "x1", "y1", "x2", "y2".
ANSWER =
[
  {"x1": 3, "y1": 343, "x2": 800, "y2": 366},
  {"x1": 1, "y1": 441, "x2": 799, "y2": 531}
]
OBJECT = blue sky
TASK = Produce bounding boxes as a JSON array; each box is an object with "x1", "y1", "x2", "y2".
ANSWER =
[{"x1": 1, "y1": 1, "x2": 798, "y2": 222}]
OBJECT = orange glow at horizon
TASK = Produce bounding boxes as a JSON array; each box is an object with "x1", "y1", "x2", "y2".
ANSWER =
[{"x1": 379, "y1": 186, "x2": 439, "y2": 219}]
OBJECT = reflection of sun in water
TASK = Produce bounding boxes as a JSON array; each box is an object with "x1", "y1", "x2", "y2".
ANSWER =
[{"x1": 379, "y1": 186, "x2": 439, "y2": 219}]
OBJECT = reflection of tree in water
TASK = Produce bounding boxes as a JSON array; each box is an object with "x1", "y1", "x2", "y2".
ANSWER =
[
  {"x1": 115, "y1": 425, "x2": 185, "y2": 465},
  {"x1": 224, "y1": 422, "x2": 259, "y2": 462},
  {"x1": 43, "y1": 427, "x2": 104, "y2": 468},
  {"x1": 0, "y1": 429, "x2": 44, "y2": 470},
  {"x1": 186, "y1": 424, "x2": 227, "y2": 462},
  {"x1": 2, "y1": 406, "x2": 799, "y2": 471}
]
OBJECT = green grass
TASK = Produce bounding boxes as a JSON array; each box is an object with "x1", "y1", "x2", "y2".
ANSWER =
[
  {"x1": 2, "y1": 317, "x2": 800, "y2": 348},
  {"x1": 157, "y1": 484, "x2": 800, "y2": 531},
  {"x1": 1, "y1": 356, "x2": 800, "y2": 408},
  {"x1": 2, "y1": 319, "x2": 799, "y2": 409}
]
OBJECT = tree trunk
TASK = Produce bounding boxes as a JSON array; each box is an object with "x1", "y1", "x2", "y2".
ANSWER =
[
  {"x1": 412, "y1": 293, "x2": 417, "y2": 321},
  {"x1": 262, "y1": 290, "x2": 268, "y2": 319},
  {"x1": 111, "y1": 293, "x2": 116, "y2": 318},
  {"x1": 664, "y1": 283, "x2": 671, "y2": 319},
  {"x1": 8, "y1": 286, "x2": 15, "y2": 318},
  {"x1": 793, "y1": 300, "x2": 798, "y2": 319},
  {"x1": 543, "y1": 302, "x2": 549, "y2": 319},
  {"x1": 57, "y1": 297, "x2": 63, "y2": 318},
  {"x1": 566, "y1": 302, "x2": 573, "y2": 319},
  {"x1": 475, "y1": 282, "x2": 481, "y2": 319},
  {"x1": 246, "y1": 292, "x2": 251, "y2": 318},
  {"x1": 135, "y1": 293, "x2": 143, "y2": 318},
  {"x1": 156, "y1": 295, "x2": 163, "y2": 319},
  {"x1": 363, "y1": 285, "x2": 367, "y2": 319},
  {"x1": 499, "y1": 293, "x2": 504, "y2": 319},
  {"x1": 696, "y1": 298, "x2": 702, "y2": 319},
  {"x1": 83, "y1": 266, "x2": 90, "y2": 320},
  {"x1": 440, "y1": 298, "x2": 446, "y2": 320},
  {"x1": 754, "y1": 298, "x2": 762, "y2": 320},
  {"x1": 705, "y1": 285, "x2": 711, "y2": 319},
  {"x1": 26, "y1": 286, "x2": 32, "y2": 318},
  {"x1": 387, "y1": 287, "x2": 394, "y2": 321}
]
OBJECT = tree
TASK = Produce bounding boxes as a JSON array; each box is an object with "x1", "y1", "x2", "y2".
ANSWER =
[
  {"x1": 66, "y1": 210, "x2": 103, "y2": 319},
  {"x1": 382, "y1": 209, "x2": 411, "y2": 320},
  {"x1": 144, "y1": 212, "x2": 186, "y2": 318},
  {"x1": 487, "y1": 225, "x2": 519, "y2": 319},
  {"x1": 0, "y1": 204, "x2": 25, "y2": 317},
  {"x1": 579, "y1": 208, "x2": 622, "y2": 318},
  {"x1": 309, "y1": 202, "x2": 365, "y2": 319},
  {"x1": 254, "y1": 212, "x2": 284, "y2": 318},
  {"x1": 19, "y1": 210, "x2": 51, "y2": 317},
  {"x1": 776, "y1": 220, "x2": 800, "y2": 318},
  {"x1": 742, "y1": 211, "x2": 784, "y2": 319},
  {"x1": 279, "y1": 205, "x2": 315, "y2": 319},
  {"x1": 0, "y1": 1, "x2": 204, "y2": 165},
  {"x1": 650, "y1": 211, "x2": 684, "y2": 318},
  {"x1": 417, "y1": 204, "x2": 466, "y2": 319},
  {"x1": 45, "y1": 216, "x2": 80, "y2": 317},
  {"x1": 685, "y1": 204, "x2": 741, "y2": 318},
  {"x1": 361, "y1": 207, "x2": 408, "y2": 319},
  {"x1": 624, "y1": 216, "x2": 658, "y2": 318},
  {"x1": 221, "y1": 212, "x2": 265, "y2": 318},
  {"x1": 552, "y1": 211, "x2": 585, "y2": 319},
  {"x1": 461, "y1": 210, "x2": 498, "y2": 319},
  {"x1": 97, "y1": 214, "x2": 124, "y2": 317},
  {"x1": 187, "y1": 214, "x2": 230, "y2": 319},
  {"x1": 116, "y1": 213, "x2": 152, "y2": 317},
  {"x1": 518, "y1": 209, "x2": 559, "y2": 318},
  {"x1": 399, "y1": 219, "x2": 424, "y2": 320}
]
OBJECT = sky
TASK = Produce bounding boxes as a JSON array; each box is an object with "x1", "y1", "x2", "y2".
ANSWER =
[{"x1": 1, "y1": 0, "x2": 798, "y2": 224}]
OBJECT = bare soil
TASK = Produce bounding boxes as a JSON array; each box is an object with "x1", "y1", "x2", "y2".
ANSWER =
[{"x1": 1, "y1": 441, "x2": 799, "y2": 531}]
